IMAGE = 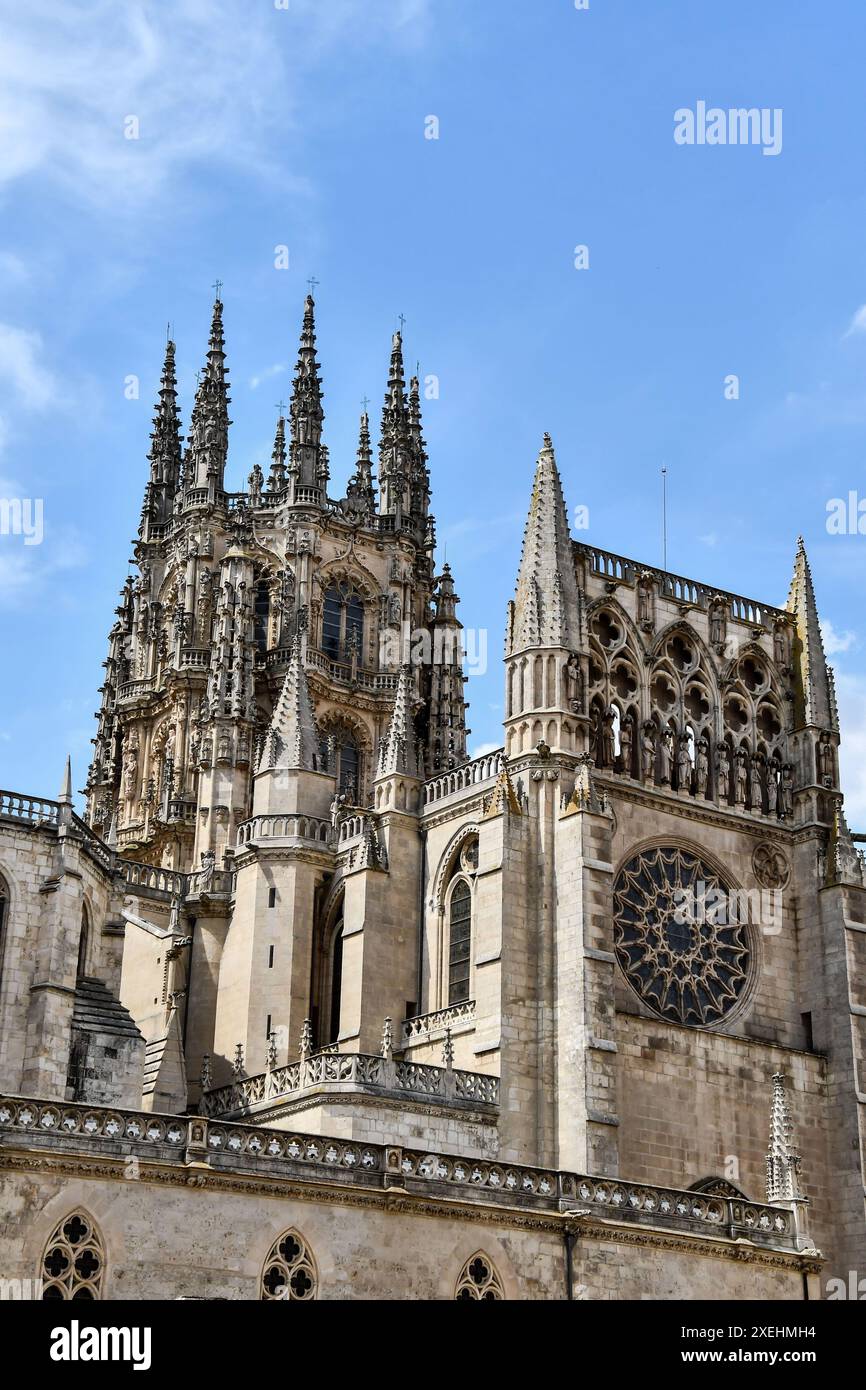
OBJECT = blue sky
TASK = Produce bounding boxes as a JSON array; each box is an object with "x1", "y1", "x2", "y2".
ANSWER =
[{"x1": 2, "y1": 0, "x2": 866, "y2": 818}]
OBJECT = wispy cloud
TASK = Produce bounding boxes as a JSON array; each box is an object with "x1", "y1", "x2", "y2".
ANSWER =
[
  {"x1": 250, "y1": 363, "x2": 288, "y2": 391},
  {"x1": 0, "y1": 323, "x2": 59, "y2": 411},
  {"x1": 821, "y1": 618, "x2": 856, "y2": 655},
  {"x1": 844, "y1": 303, "x2": 866, "y2": 338}
]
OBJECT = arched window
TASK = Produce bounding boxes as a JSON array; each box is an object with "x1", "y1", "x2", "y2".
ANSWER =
[
  {"x1": 455, "y1": 1252, "x2": 504, "y2": 1300},
  {"x1": 320, "y1": 729, "x2": 360, "y2": 803},
  {"x1": 41, "y1": 1212, "x2": 105, "y2": 1300},
  {"x1": 260, "y1": 1230, "x2": 317, "y2": 1301},
  {"x1": 0, "y1": 873, "x2": 7, "y2": 976},
  {"x1": 321, "y1": 582, "x2": 365, "y2": 661},
  {"x1": 448, "y1": 879, "x2": 472, "y2": 1005},
  {"x1": 329, "y1": 918, "x2": 344, "y2": 1044},
  {"x1": 76, "y1": 904, "x2": 90, "y2": 982},
  {"x1": 254, "y1": 579, "x2": 271, "y2": 655}
]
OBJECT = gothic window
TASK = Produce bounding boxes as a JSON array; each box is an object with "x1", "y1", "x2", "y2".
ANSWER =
[
  {"x1": 41, "y1": 1212, "x2": 105, "y2": 1300},
  {"x1": 448, "y1": 879, "x2": 472, "y2": 1005},
  {"x1": 321, "y1": 582, "x2": 364, "y2": 661},
  {"x1": 0, "y1": 873, "x2": 7, "y2": 976},
  {"x1": 455, "y1": 1253, "x2": 504, "y2": 1300},
  {"x1": 613, "y1": 846, "x2": 751, "y2": 1027},
  {"x1": 254, "y1": 579, "x2": 271, "y2": 655},
  {"x1": 329, "y1": 918, "x2": 344, "y2": 1044},
  {"x1": 76, "y1": 904, "x2": 90, "y2": 981},
  {"x1": 260, "y1": 1230, "x2": 317, "y2": 1301}
]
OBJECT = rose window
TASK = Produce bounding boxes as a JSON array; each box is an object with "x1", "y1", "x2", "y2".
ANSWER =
[{"x1": 613, "y1": 846, "x2": 751, "y2": 1026}]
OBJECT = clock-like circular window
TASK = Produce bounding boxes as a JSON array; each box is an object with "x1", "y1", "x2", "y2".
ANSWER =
[{"x1": 613, "y1": 846, "x2": 751, "y2": 1026}]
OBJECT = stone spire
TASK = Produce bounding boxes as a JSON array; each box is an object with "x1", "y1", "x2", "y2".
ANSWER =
[
  {"x1": 58, "y1": 754, "x2": 73, "y2": 806},
  {"x1": 345, "y1": 411, "x2": 376, "y2": 512},
  {"x1": 426, "y1": 564, "x2": 468, "y2": 773},
  {"x1": 288, "y1": 294, "x2": 327, "y2": 492},
  {"x1": 407, "y1": 374, "x2": 431, "y2": 524},
  {"x1": 257, "y1": 635, "x2": 319, "y2": 774},
  {"x1": 507, "y1": 434, "x2": 580, "y2": 655},
  {"x1": 147, "y1": 338, "x2": 183, "y2": 493},
  {"x1": 185, "y1": 294, "x2": 231, "y2": 495},
  {"x1": 378, "y1": 331, "x2": 412, "y2": 520},
  {"x1": 377, "y1": 665, "x2": 421, "y2": 778},
  {"x1": 267, "y1": 413, "x2": 287, "y2": 493},
  {"x1": 766, "y1": 1072, "x2": 803, "y2": 1203},
  {"x1": 786, "y1": 537, "x2": 834, "y2": 731}
]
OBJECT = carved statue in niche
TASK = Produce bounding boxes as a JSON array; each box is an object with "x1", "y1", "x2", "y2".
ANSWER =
[
  {"x1": 641, "y1": 722, "x2": 657, "y2": 781},
  {"x1": 709, "y1": 597, "x2": 727, "y2": 649},
  {"x1": 766, "y1": 761, "x2": 779, "y2": 815},
  {"x1": 779, "y1": 763, "x2": 794, "y2": 818},
  {"x1": 751, "y1": 752, "x2": 764, "y2": 812},
  {"x1": 659, "y1": 727, "x2": 675, "y2": 785},
  {"x1": 715, "y1": 742, "x2": 731, "y2": 801},
  {"x1": 734, "y1": 748, "x2": 749, "y2": 806},
  {"x1": 565, "y1": 653, "x2": 584, "y2": 714},
  {"x1": 676, "y1": 734, "x2": 692, "y2": 793},
  {"x1": 200, "y1": 849, "x2": 216, "y2": 885},
  {"x1": 619, "y1": 714, "x2": 633, "y2": 775},
  {"x1": 773, "y1": 622, "x2": 789, "y2": 670},
  {"x1": 637, "y1": 572, "x2": 654, "y2": 628},
  {"x1": 122, "y1": 740, "x2": 139, "y2": 799},
  {"x1": 818, "y1": 735, "x2": 836, "y2": 786},
  {"x1": 695, "y1": 737, "x2": 709, "y2": 796},
  {"x1": 217, "y1": 730, "x2": 231, "y2": 761},
  {"x1": 601, "y1": 710, "x2": 617, "y2": 768},
  {"x1": 388, "y1": 593, "x2": 402, "y2": 627},
  {"x1": 590, "y1": 706, "x2": 605, "y2": 765}
]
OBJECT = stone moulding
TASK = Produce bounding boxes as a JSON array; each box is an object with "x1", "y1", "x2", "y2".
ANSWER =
[{"x1": 0, "y1": 1094, "x2": 817, "y2": 1265}]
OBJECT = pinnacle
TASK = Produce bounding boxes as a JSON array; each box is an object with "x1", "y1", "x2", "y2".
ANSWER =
[
  {"x1": 509, "y1": 435, "x2": 580, "y2": 653},
  {"x1": 257, "y1": 638, "x2": 319, "y2": 774},
  {"x1": 377, "y1": 665, "x2": 420, "y2": 779}
]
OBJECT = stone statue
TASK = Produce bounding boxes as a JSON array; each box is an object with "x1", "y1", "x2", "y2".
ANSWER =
[
  {"x1": 750, "y1": 753, "x2": 764, "y2": 812},
  {"x1": 660, "y1": 727, "x2": 675, "y2": 785},
  {"x1": 709, "y1": 599, "x2": 726, "y2": 648},
  {"x1": 695, "y1": 737, "x2": 709, "y2": 797},
  {"x1": 715, "y1": 742, "x2": 731, "y2": 801},
  {"x1": 619, "y1": 716, "x2": 633, "y2": 776},
  {"x1": 734, "y1": 749, "x2": 748, "y2": 806},
  {"x1": 565, "y1": 653, "x2": 584, "y2": 714},
  {"x1": 641, "y1": 723, "x2": 656, "y2": 781},
  {"x1": 676, "y1": 735, "x2": 692, "y2": 793},
  {"x1": 601, "y1": 710, "x2": 616, "y2": 768},
  {"x1": 200, "y1": 849, "x2": 216, "y2": 886},
  {"x1": 773, "y1": 623, "x2": 788, "y2": 669},
  {"x1": 818, "y1": 736, "x2": 835, "y2": 786},
  {"x1": 637, "y1": 573, "x2": 654, "y2": 627},
  {"x1": 766, "y1": 762, "x2": 779, "y2": 815},
  {"x1": 779, "y1": 764, "x2": 794, "y2": 818},
  {"x1": 122, "y1": 743, "x2": 138, "y2": 799}
]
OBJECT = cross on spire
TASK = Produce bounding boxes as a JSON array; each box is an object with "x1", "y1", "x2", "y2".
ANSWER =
[
  {"x1": 212, "y1": 278, "x2": 223, "y2": 301},
  {"x1": 274, "y1": 399, "x2": 285, "y2": 417},
  {"x1": 398, "y1": 313, "x2": 407, "y2": 334},
  {"x1": 307, "y1": 275, "x2": 320, "y2": 295},
  {"x1": 361, "y1": 395, "x2": 370, "y2": 413}
]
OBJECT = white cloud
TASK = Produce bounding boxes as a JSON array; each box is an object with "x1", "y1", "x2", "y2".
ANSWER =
[
  {"x1": 250, "y1": 363, "x2": 289, "y2": 391},
  {"x1": 468, "y1": 741, "x2": 502, "y2": 759},
  {"x1": 0, "y1": 0, "x2": 432, "y2": 214},
  {"x1": 844, "y1": 304, "x2": 866, "y2": 338},
  {"x1": 698, "y1": 532, "x2": 718, "y2": 548},
  {"x1": 821, "y1": 619, "x2": 856, "y2": 656},
  {"x1": 0, "y1": 323, "x2": 58, "y2": 411},
  {"x1": 836, "y1": 671, "x2": 866, "y2": 827}
]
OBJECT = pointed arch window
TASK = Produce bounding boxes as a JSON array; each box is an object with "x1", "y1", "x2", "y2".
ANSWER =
[
  {"x1": 448, "y1": 879, "x2": 472, "y2": 1005},
  {"x1": 321, "y1": 582, "x2": 365, "y2": 661},
  {"x1": 320, "y1": 729, "x2": 360, "y2": 803},
  {"x1": 455, "y1": 1253, "x2": 504, "y2": 1300},
  {"x1": 260, "y1": 1230, "x2": 317, "y2": 1301},
  {"x1": 76, "y1": 904, "x2": 90, "y2": 981},
  {"x1": 254, "y1": 579, "x2": 271, "y2": 655},
  {"x1": 329, "y1": 918, "x2": 344, "y2": 1044},
  {"x1": 41, "y1": 1212, "x2": 105, "y2": 1300}
]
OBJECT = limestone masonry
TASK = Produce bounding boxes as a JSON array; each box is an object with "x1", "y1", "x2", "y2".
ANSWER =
[{"x1": 0, "y1": 294, "x2": 863, "y2": 1300}]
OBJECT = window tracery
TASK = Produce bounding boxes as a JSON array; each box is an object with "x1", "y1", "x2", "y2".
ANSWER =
[
  {"x1": 41, "y1": 1212, "x2": 105, "y2": 1300},
  {"x1": 260, "y1": 1230, "x2": 317, "y2": 1301}
]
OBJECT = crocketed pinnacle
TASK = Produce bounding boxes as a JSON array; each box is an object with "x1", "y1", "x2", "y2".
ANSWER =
[
  {"x1": 148, "y1": 338, "x2": 183, "y2": 490},
  {"x1": 508, "y1": 434, "x2": 580, "y2": 654},
  {"x1": 377, "y1": 665, "x2": 421, "y2": 778},
  {"x1": 786, "y1": 537, "x2": 834, "y2": 731},
  {"x1": 267, "y1": 413, "x2": 287, "y2": 492},
  {"x1": 289, "y1": 294, "x2": 326, "y2": 487},
  {"x1": 185, "y1": 295, "x2": 231, "y2": 491},
  {"x1": 257, "y1": 635, "x2": 319, "y2": 774},
  {"x1": 378, "y1": 331, "x2": 412, "y2": 513},
  {"x1": 766, "y1": 1073, "x2": 803, "y2": 1203}
]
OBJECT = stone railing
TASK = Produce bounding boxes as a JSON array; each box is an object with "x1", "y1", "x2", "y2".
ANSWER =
[
  {"x1": 402, "y1": 1000, "x2": 477, "y2": 1045},
  {"x1": 199, "y1": 1049, "x2": 500, "y2": 1119},
  {"x1": 179, "y1": 649, "x2": 210, "y2": 670},
  {"x1": 235, "y1": 813, "x2": 331, "y2": 848},
  {"x1": 0, "y1": 790, "x2": 61, "y2": 826},
  {"x1": 580, "y1": 544, "x2": 787, "y2": 625},
  {"x1": 423, "y1": 751, "x2": 502, "y2": 808},
  {"x1": 0, "y1": 1094, "x2": 807, "y2": 1253},
  {"x1": 117, "y1": 678, "x2": 156, "y2": 704}
]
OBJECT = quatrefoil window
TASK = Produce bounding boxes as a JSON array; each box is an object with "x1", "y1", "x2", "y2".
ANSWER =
[
  {"x1": 260, "y1": 1229, "x2": 317, "y2": 1301},
  {"x1": 41, "y1": 1211, "x2": 104, "y2": 1300},
  {"x1": 455, "y1": 1252, "x2": 505, "y2": 1300},
  {"x1": 613, "y1": 846, "x2": 751, "y2": 1027}
]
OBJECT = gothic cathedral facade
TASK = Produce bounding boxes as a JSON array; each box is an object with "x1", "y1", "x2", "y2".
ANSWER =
[{"x1": 0, "y1": 294, "x2": 863, "y2": 1300}]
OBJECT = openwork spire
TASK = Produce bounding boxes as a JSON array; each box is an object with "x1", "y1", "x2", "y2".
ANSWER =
[
  {"x1": 377, "y1": 664, "x2": 421, "y2": 778},
  {"x1": 148, "y1": 338, "x2": 182, "y2": 490},
  {"x1": 407, "y1": 373, "x2": 431, "y2": 520},
  {"x1": 346, "y1": 410, "x2": 376, "y2": 511},
  {"x1": 786, "y1": 537, "x2": 835, "y2": 731},
  {"x1": 508, "y1": 434, "x2": 580, "y2": 654},
  {"x1": 257, "y1": 635, "x2": 319, "y2": 774},
  {"x1": 289, "y1": 294, "x2": 326, "y2": 490},
  {"x1": 186, "y1": 294, "x2": 231, "y2": 492},
  {"x1": 267, "y1": 413, "x2": 287, "y2": 493},
  {"x1": 378, "y1": 331, "x2": 412, "y2": 516},
  {"x1": 766, "y1": 1073, "x2": 803, "y2": 1203}
]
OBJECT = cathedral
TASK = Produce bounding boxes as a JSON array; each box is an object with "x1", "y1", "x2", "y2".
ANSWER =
[{"x1": 0, "y1": 291, "x2": 864, "y2": 1301}]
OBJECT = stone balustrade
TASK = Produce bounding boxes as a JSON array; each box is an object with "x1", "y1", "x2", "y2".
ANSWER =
[
  {"x1": 0, "y1": 1093, "x2": 805, "y2": 1252},
  {"x1": 582, "y1": 544, "x2": 787, "y2": 625},
  {"x1": 235, "y1": 813, "x2": 331, "y2": 848},
  {"x1": 423, "y1": 750, "x2": 501, "y2": 808},
  {"x1": 401, "y1": 1000, "x2": 477, "y2": 1044},
  {"x1": 199, "y1": 1048, "x2": 500, "y2": 1119},
  {"x1": 0, "y1": 790, "x2": 61, "y2": 826}
]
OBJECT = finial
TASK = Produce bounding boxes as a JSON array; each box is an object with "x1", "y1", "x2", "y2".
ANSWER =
[
  {"x1": 299, "y1": 1017, "x2": 313, "y2": 1061},
  {"x1": 212, "y1": 277, "x2": 223, "y2": 302},
  {"x1": 307, "y1": 275, "x2": 320, "y2": 297},
  {"x1": 58, "y1": 754, "x2": 73, "y2": 805},
  {"x1": 232, "y1": 1043, "x2": 245, "y2": 1080},
  {"x1": 766, "y1": 1072, "x2": 803, "y2": 1203},
  {"x1": 442, "y1": 1026, "x2": 454, "y2": 1069},
  {"x1": 381, "y1": 1017, "x2": 394, "y2": 1061},
  {"x1": 266, "y1": 1032, "x2": 278, "y2": 1071}
]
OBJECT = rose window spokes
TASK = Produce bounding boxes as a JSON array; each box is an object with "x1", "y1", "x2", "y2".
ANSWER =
[
  {"x1": 613, "y1": 847, "x2": 751, "y2": 1026},
  {"x1": 260, "y1": 1229, "x2": 317, "y2": 1301}
]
